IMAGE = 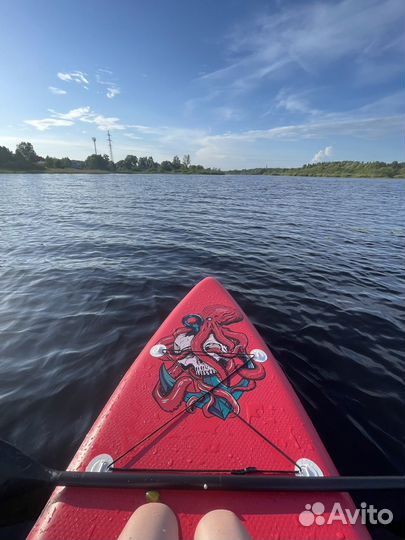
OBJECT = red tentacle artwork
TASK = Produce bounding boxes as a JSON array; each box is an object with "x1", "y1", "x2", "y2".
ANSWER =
[{"x1": 151, "y1": 305, "x2": 266, "y2": 420}]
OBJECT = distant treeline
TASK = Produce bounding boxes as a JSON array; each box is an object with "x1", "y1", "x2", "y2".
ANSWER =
[
  {"x1": 0, "y1": 142, "x2": 221, "y2": 174},
  {"x1": 227, "y1": 160, "x2": 405, "y2": 178},
  {"x1": 0, "y1": 142, "x2": 44, "y2": 171},
  {"x1": 0, "y1": 142, "x2": 403, "y2": 178}
]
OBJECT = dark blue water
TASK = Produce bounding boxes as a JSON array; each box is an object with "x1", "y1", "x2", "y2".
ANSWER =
[{"x1": 0, "y1": 174, "x2": 404, "y2": 539}]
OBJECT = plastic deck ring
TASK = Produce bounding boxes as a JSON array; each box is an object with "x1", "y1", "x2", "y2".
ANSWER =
[
  {"x1": 250, "y1": 349, "x2": 268, "y2": 363},
  {"x1": 86, "y1": 454, "x2": 113, "y2": 473},
  {"x1": 295, "y1": 458, "x2": 323, "y2": 477},
  {"x1": 150, "y1": 344, "x2": 167, "y2": 357}
]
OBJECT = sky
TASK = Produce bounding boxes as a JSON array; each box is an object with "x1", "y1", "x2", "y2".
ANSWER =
[{"x1": 0, "y1": 0, "x2": 404, "y2": 168}]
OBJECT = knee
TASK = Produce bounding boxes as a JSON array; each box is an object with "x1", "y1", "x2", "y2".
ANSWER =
[
  {"x1": 118, "y1": 503, "x2": 178, "y2": 540},
  {"x1": 194, "y1": 509, "x2": 251, "y2": 540}
]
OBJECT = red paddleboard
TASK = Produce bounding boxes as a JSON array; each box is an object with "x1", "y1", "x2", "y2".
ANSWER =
[{"x1": 28, "y1": 277, "x2": 369, "y2": 539}]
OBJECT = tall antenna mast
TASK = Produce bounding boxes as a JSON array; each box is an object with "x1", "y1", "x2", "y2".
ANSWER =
[
  {"x1": 107, "y1": 130, "x2": 114, "y2": 162},
  {"x1": 92, "y1": 137, "x2": 97, "y2": 155}
]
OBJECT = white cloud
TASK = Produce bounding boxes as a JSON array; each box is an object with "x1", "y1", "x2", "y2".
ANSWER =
[
  {"x1": 57, "y1": 71, "x2": 89, "y2": 85},
  {"x1": 190, "y1": 114, "x2": 402, "y2": 168},
  {"x1": 57, "y1": 73, "x2": 72, "y2": 82},
  {"x1": 25, "y1": 106, "x2": 125, "y2": 132},
  {"x1": 198, "y1": 0, "x2": 404, "y2": 95},
  {"x1": 21, "y1": 85, "x2": 403, "y2": 165},
  {"x1": 96, "y1": 69, "x2": 121, "y2": 99},
  {"x1": 122, "y1": 112, "x2": 402, "y2": 168},
  {"x1": 199, "y1": 115, "x2": 402, "y2": 144},
  {"x1": 48, "y1": 86, "x2": 67, "y2": 95},
  {"x1": 51, "y1": 106, "x2": 91, "y2": 120},
  {"x1": 312, "y1": 146, "x2": 333, "y2": 163},
  {"x1": 106, "y1": 86, "x2": 120, "y2": 99},
  {"x1": 275, "y1": 89, "x2": 318, "y2": 115},
  {"x1": 124, "y1": 133, "x2": 142, "y2": 140},
  {"x1": 97, "y1": 68, "x2": 113, "y2": 75},
  {"x1": 81, "y1": 113, "x2": 125, "y2": 131},
  {"x1": 14, "y1": 109, "x2": 402, "y2": 166},
  {"x1": 24, "y1": 118, "x2": 74, "y2": 131}
]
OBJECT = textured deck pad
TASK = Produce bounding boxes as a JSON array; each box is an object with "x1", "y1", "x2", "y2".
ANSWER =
[{"x1": 28, "y1": 277, "x2": 369, "y2": 539}]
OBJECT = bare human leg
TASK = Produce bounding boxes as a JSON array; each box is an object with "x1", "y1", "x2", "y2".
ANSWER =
[
  {"x1": 118, "y1": 503, "x2": 179, "y2": 540},
  {"x1": 194, "y1": 509, "x2": 251, "y2": 540}
]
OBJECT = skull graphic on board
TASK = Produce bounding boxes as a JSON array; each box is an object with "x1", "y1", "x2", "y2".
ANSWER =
[{"x1": 150, "y1": 305, "x2": 266, "y2": 420}]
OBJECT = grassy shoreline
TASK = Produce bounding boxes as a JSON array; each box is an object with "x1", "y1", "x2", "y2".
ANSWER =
[
  {"x1": 0, "y1": 168, "x2": 223, "y2": 175},
  {"x1": 0, "y1": 168, "x2": 403, "y2": 179}
]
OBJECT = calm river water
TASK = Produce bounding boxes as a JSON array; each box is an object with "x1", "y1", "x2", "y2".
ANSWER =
[{"x1": 0, "y1": 173, "x2": 404, "y2": 539}]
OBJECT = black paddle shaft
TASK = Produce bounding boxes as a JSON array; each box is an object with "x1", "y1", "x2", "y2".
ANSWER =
[
  {"x1": 1, "y1": 440, "x2": 404, "y2": 492},
  {"x1": 51, "y1": 470, "x2": 405, "y2": 491}
]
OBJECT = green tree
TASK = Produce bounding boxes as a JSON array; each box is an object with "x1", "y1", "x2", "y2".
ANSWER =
[
  {"x1": 147, "y1": 156, "x2": 155, "y2": 170},
  {"x1": 392, "y1": 161, "x2": 400, "y2": 171},
  {"x1": 115, "y1": 159, "x2": 125, "y2": 171},
  {"x1": 59, "y1": 157, "x2": 72, "y2": 168},
  {"x1": 0, "y1": 145, "x2": 15, "y2": 166},
  {"x1": 160, "y1": 160, "x2": 173, "y2": 172},
  {"x1": 124, "y1": 155, "x2": 138, "y2": 170},
  {"x1": 138, "y1": 156, "x2": 148, "y2": 170},
  {"x1": 16, "y1": 141, "x2": 37, "y2": 163},
  {"x1": 84, "y1": 154, "x2": 110, "y2": 170},
  {"x1": 182, "y1": 154, "x2": 191, "y2": 169},
  {"x1": 189, "y1": 164, "x2": 204, "y2": 173},
  {"x1": 45, "y1": 156, "x2": 56, "y2": 168},
  {"x1": 172, "y1": 155, "x2": 181, "y2": 170}
]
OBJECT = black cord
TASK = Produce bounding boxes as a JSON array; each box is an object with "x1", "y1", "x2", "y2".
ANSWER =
[
  {"x1": 109, "y1": 351, "x2": 300, "y2": 474},
  {"x1": 111, "y1": 466, "x2": 296, "y2": 476},
  {"x1": 108, "y1": 354, "x2": 255, "y2": 468},
  {"x1": 236, "y1": 415, "x2": 299, "y2": 470}
]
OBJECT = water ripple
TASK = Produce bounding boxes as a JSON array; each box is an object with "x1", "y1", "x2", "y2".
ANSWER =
[{"x1": 0, "y1": 173, "x2": 404, "y2": 538}]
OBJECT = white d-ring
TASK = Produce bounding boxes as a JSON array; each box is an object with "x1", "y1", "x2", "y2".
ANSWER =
[
  {"x1": 86, "y1": 454, "x2": 113, "y2": 472},
  {"x1": 150, "y1": 344, "x2": 167, "y2": 357},
  {"x1": 295, "y1": 458, "x2": 323, "y2": 477},
  {"x1": 250, "y1": 349, "x2": 268, "y2": 363}
]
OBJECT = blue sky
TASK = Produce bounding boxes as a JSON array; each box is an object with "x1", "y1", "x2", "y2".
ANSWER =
[{"x1": 0, "y1": 0, "x2": 404, "y2": 168}]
